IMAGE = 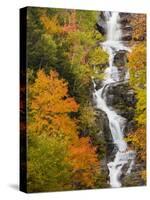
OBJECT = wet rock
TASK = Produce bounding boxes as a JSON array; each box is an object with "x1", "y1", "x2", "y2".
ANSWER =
[
  {"x1": 122, "y1": 26, "x2": 133, "y2": 40},
  {"x1": 95, "y1": 110, "x2": 112, "y2": 141},
  {"x1": 118, "y1": 109, "x2": 134, "y2": 121},
  {"x1": 119, "y1": 13, "x2": 132, "y2": 18},
  {"x1": 119, "y1": 13, "x2": 133, "y2": 42},
  {"x1": 95, "y1": 109, "x2": 114, "y2": 159},
  {"x1": 113, "y1": 50, "x2": 127, "y2": 67},
  {"x1": 106, "y1": 94, "x2": 115, "y2": 105},
  {"x1": 96, "y1": 22, "x2": 106, "y2": 35},
  {"x1": 105, "y1": 83, "x2": 136, "y2": 108},
  {"x1": 93, "y1": 79, "x2": 103, "y2": 90},
  {"x1": 118, "y1": 66, "x2": 128, "y2": 81},
  {"x1": 104, "y1": 83, "x2": 136, "y2": 134},
  {"x1": 122, "y1": 25, "x2": 133, "y2": 32},
  {"x1": 119, "y1": 13, "x2": 132, "y2": 25},
  {"x1": 122, "y1": 161, "x2": 145, "y2": 187},
  {"x1": 100, "y1": 12, "x2": 107, "y2": 21},
  {"x1": 122, "y1": 34, "x2": 132, "y2": 41},
  {"x1": 124, "y1": 89, "x2": 137, "y2": 106},
  {"x1": 125, "y1": 120, "x2": 137, "y2": 134},
  {"x1": 96, "y1": 12, "x2": 108, "y2": 35}
]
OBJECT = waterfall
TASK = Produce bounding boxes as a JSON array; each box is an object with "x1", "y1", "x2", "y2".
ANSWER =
[{"x1": 93, "y1": 12, "x2": 135, "y2": 188}]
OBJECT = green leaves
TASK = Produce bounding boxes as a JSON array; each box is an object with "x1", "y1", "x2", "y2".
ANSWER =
[
  {"x1": 88, "y1": 47, "x2": 108, "y2": 66},
  {"x1": 27, "y1": 8, "x2": 109, "y2": 191},
  {"x1": 28, "y1": 134, "x2": 72, "y2": 192},
  {"x1": 127, "y1": 25, "x2": 146, "y2": 183},
  {"x1": 27, "y1": 33, "x2": 57, "y2": 71},
  {"x1": 76, "y1": 10, "x2": 99, "y2": 31},
  {"x1": 128, "y1": 43, "x2": 146, "y2": 127}
]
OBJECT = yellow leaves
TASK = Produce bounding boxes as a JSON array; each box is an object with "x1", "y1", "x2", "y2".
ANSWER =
[
  {"x1": 127, "y1": 32, "x2": 146, "y2": 182},
  {"x1": 28, "y1": 69, "x2": 100, "y2": 188},
  {"x1": 27, "y1": 8, "x2": 107, "y2": 190},
  {"x1": 135, "y1": 88, "x2": 146, "y2": 126},
  {"x1": 128, "y1": 42, "x2": 146, "y2": 126},
  {"x1": 127, "y1": 127, "x2": 146, "y2": 161},
  {"x1": 40, "y1": 10, "x2": 84, "y2": 35},
  {"x1": 40, "y1": 15, "x2": 62, "y2": 34},
  {"x1": 88, "y1": 47, "x2": 108, "y2": 66},
  {"x1": 128, "y1": 43, "x2": 146, "y2": 70},
  {"x1": 141, "y1": 170, "x2": 146, "y2": 182}
]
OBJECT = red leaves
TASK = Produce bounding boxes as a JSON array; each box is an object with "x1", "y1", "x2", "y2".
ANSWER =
[{"x1": 62, "y1": 11, "x2": 77, "y2": 33}]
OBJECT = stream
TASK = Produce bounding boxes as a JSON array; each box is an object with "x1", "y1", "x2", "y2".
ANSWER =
[{"x1": 93, "y1": 11, "x2": 136, "y2": 188}]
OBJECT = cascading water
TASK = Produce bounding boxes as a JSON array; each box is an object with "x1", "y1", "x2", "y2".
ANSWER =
[{"x1": 93, "y1": 12, "x2": 135, "y2": 188}]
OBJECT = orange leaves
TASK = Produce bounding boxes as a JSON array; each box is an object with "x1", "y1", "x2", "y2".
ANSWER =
[
  {"x1": 127, "y1": 26, "x2": 146, "y2": 171},
  {"x1": 63, "y1": 97, "x2": 79, "y2": 112},
  {"x1": 40, "y1": 15, "x2": 62, "y2": 34},
  {"x1": 30, "y1": 70, "x2": 79, "y2": 114},
  {"x1": 62, "y1": 10, "x2": 77, "y2": 33},
  {"x1": 51, "y1": 114, "x2": 78, "y2": 139},
  {"x1": 68, "y1": 137, "x2": 99, "y2": 187},
  {"x1": 27, "y1": 8, "x2": 106, "y2": 190},
  {"x1": 41, "y1": 11, "x2": 77, "y2": 35},
  {"x1": 29, "y1": 69, "x2": 79, "y2": 137},
  {"x1": 131, "y1": 14, "x2": 146, "y2": 40},
  {"x1": 62, "y1": 24, "x2": 77, "y2": 33},
  {"x1": 28, "y1": 69, "x2": 100, "y2": 188},
  {"x1": 127, "y1": 127, "x2": 146, "y2": 161},
  {"x1": 69, "y1": 137, "x2": 98, "y2": 169}
]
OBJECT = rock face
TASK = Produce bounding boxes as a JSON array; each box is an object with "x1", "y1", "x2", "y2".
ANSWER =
[
  {"x1": 122, "y1": 34, "x2": 132, "y2": 41},
  {"x1": 119, "y1": 13, "x2": 133, "y2": 42},
  {"x1": 119, "y1": 13, "x2": 132, "y2": 26},
  {"x1": 122, "y1": 162, "x2": 145, "y2": 187},
  {"x1": 96, "y1": 12, "x2": 135, "y2": 43},
  {"x1": 96, "y1": 12, "x2": 134, "y2": 43},
  {"x1": 95, "y1": 110, "x2": 113, "y2": 155},
  {"x1": 96, "y1": 22, "x2": 106, "y2": 35},
  {"x1": 93, "y1": 11, "x2": 145, "y2": 188},
  {"x1": 96, "y1": 16, "x2": 132, "y2": 134},
  {"x1": 96, "y1": 12, "x2": 108, "y2": 35},
  {"x1": 113, "y1": 50, "x2": 127, "y2": 67},
  {"x1": 95, "y1": 11, "x2": 137, "y2": 136},
  {"x1": 104, "y1": 82, "x2": 137, "y2": 135}
]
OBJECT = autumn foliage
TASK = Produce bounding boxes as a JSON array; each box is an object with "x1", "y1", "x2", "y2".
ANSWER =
[
  {"x1": 28, "y1": 69, "x2": 100, "y2": 191},
  {"x1": 40, "y1": 15, "x2": 62, "y2": 34},
  {"x1": 127, "y1": 128, "x2": 146, "y2": 161},
  {"x1": 68, "y1": 137, "x2": 100, "y2": 187},
  {"x1": 127, "y1": 15, "x2": 146, "y2": 182},
  {"x1": 131, "y1": 14, "x2": 146, "y2": 41},
  {"x1": 29, "y1": 70, "x2": 79, "y2": 137},
  {"x1": 128, "y1": 43, "x2": 146, "y2": 70},
  {"x1": 26, "y1": 7, "x2": 146, "y2": 191}
]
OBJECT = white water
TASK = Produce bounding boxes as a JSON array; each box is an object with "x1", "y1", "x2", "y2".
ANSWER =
[{"x1": 93, "y1": 12, "x2": 135, "y2": 188}]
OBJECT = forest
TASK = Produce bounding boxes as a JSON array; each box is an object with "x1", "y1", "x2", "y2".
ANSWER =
[{"x1": 24, "y1": 7, "x2": 146, "y2": 192}]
